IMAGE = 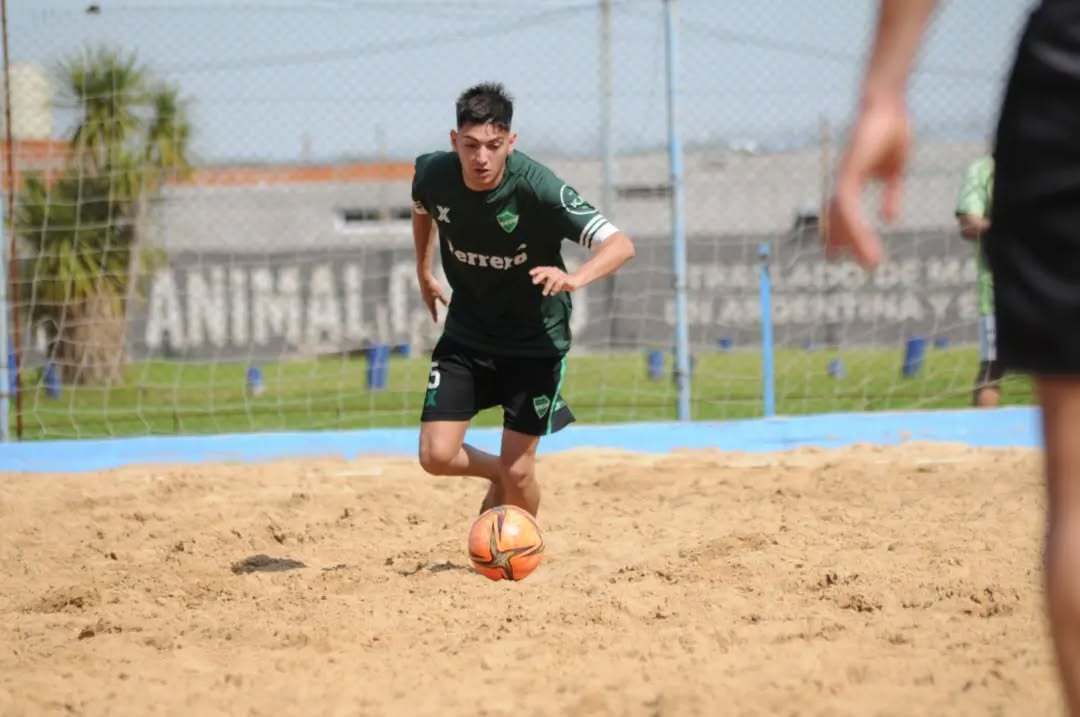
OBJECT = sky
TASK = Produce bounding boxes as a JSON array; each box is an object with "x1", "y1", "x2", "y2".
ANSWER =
[{"x1": 11, "y1": 0, "x2": 1034, "y2": 164}]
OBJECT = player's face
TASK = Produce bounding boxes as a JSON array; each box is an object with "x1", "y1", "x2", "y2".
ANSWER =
[{"x1": 451, "y1": 122, "x2": 516, "y2": 191}]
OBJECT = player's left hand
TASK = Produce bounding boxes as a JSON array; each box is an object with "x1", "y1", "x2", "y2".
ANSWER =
[{"x1": 529, "y1": 266, "x2": 580, "y2": 296}]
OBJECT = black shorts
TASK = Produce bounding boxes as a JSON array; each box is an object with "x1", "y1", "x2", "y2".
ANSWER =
[
  {"x1": 420, "y1": 335, "x2": 575, "y2": 437},
  {"x1": 986, "y1": 3, "x2": 1080, "y2": 375},
  {"x1": 975, "y1": 361, "x2": 1006, "y2": 390}
]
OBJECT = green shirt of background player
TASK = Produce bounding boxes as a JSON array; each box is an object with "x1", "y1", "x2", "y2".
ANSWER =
[
  {"x1": 955, "y1": 155, "x2": 1003, "y2": 407},
  {"x1": 411, "y1": 83, "x2": 636, "y2": 518}
]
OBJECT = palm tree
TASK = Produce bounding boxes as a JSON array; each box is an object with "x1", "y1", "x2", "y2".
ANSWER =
[
  {"x1": 65, "y1": 47, "x2": 145, "y2": 176},
  {"x1": 17, "y1": 47, "x2": 192, "y2": 384},
  {"x1": 18, "y1": 169, "x2": 134, "y2": 383},
  {"x1": 144, "y1": 86, "x2": 191, "y2": 179},
  {"x1": 121, "y1": 85, "x2": 193, "y2": 366}
]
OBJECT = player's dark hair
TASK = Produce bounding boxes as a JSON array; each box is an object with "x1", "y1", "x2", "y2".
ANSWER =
[{"x1": 456, "y1": 83, "x2": 513, "y2": 130}]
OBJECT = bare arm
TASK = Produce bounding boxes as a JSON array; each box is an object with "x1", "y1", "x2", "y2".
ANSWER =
[
  {"x1": 826, "y1": 0, "x2": 938, "y2": 269},
  {"x1": 413, "y1": 209, "x2": 448, "y2": 322},
  {"x1": 529, "y1": 232, "x2": 636, "y2": 297},
  {"x1": 862, "y1": 0, "x2": 939, "y2": 103},
  {"x1": 412, "y1": 209, "x2": 435, "y2": 271},
  {"x1": 957, "y1": 214, "x2": 991, "y2": 241},
  {"x1": 570, "y1": 232, "x2": 636, "y2": 288}
]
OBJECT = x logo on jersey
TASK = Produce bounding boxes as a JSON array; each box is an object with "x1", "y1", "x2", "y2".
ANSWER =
[{"x1": 436, "y1": 205, "x2": 451, "y2": 223}]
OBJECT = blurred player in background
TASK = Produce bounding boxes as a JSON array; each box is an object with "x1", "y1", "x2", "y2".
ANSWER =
[
  {"x1": 955, "y1": 155, "x2": 1002, "y2": 407},
  {"x1": 411, "y1": 83, "x2": 635, "y2": 518},
  {"x1": 827, "y1": 1, "x2": 1080, "y2": 711}
]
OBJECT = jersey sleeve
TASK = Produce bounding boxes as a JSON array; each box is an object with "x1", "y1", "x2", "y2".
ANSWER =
[
  {"x1": 955, "y1": 158, "x2": 992, "y2": 218},
  {"x1": 411, "y1": 153, "x2": 432, "y2": 215},
  {"x1": 529, "y1": 164, "x2": 618, "y2": 249}
]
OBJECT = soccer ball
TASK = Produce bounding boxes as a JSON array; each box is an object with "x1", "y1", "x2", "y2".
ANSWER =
[{"x1": 467, "y1": 505, "x2": 545, "y2": 581}]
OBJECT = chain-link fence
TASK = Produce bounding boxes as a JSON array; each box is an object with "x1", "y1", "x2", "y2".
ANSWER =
[{"x1": 3, "y1": 0, "x2": 1032, "y2": 439}]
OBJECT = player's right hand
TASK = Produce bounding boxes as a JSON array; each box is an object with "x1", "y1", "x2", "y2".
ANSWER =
[
  {"x1": 417, "y1": 270, "x2": 449, "y2": 322},
  {"x1": 826, "y1": 94, "x2": 911, "y2": 270}
]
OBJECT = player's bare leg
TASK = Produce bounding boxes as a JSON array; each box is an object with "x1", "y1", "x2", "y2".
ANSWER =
[
  {"x1": 974, "y1": 385, "x2": 1001, "y2": 408},
  {"x1": 1039, "y1": 377, "x2": 1080, "y2": 715},
  {"x1": 479, "y1": 478, "x2": 506, "y2": 514},
  {"x1": 485, "y1": 428, "x2": 541, "y2": 517},
  {"x1": 973, "y1": 359, "x2": 1003, "y2": 408},
  {"x1": 418, "y1": 420, "x2": 501, "y2": 485}
]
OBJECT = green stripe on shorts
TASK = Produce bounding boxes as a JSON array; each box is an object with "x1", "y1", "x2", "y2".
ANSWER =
[{"x1": 545, "y1": 356, "x2": 568, "y2": 436}]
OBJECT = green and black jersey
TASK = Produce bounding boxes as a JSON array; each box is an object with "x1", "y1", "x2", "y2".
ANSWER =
[{"x1": 412, "y1": 150, "x2": 617, "y2": 357}]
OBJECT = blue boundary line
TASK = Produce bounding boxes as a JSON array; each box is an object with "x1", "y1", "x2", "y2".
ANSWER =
[{"x1": 0, "y1": 407, "x2": 1040, "y2": 474}]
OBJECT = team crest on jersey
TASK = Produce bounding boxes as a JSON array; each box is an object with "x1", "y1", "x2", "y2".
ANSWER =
[
  {"x1": 559, "y1": 184, "x2": 597, "y2": 216},
  {"x1": 496, "y1": 209, "x2": 519, "y2": 234},
  {"x1": 532, "y1": 395, "x2": 551, "y2": 418}
]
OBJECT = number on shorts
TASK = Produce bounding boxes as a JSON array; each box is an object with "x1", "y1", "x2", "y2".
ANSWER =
[{"x1": 427, "y1": 365, "x2": 441, "y2": 390}]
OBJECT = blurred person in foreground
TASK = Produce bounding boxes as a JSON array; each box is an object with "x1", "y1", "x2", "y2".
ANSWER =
[{"x1": 827, "y1": 1, "x2": 1080, "y2": 711}]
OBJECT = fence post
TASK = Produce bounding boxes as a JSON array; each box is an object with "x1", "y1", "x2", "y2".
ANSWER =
[
  {"x1": 664, "y1": 0, "x2": 691, "y2": 421},
  {"x1": 600, "y1": 0, "x2": 616, "y2": 221},
  {"x1": 0, "y1": 191, "x2": 8, "y2": 441},
  {"x1": 1, "y1": 0, "x2": 14, "y2": 441},
  {"x1": 759, "y1": 243, "x2": 776, "y2": 417}
]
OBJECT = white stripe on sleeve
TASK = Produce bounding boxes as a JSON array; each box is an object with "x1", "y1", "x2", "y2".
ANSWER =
[
  {"x1": 578, "y1": 215, "x2": 604, "y2": 246},
  {"x1": 590, "y1": 222, "x2": 618, "y2": 245}
]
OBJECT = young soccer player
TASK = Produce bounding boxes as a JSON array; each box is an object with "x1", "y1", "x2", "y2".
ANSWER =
[
  {"x1": 411, "y1": 83, "x2": 635, "y2": 518},
  {"x1": 827, "y1": 1, "x2": 1080, "y2": 711}
]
